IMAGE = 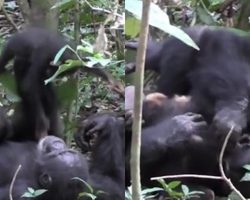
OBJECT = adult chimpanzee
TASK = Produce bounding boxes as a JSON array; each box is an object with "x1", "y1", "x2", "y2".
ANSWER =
[
  {"x1": 126, "y1": 26, "x2": 250, "y2": 142},
  {"x1": 139, "y1": 112, "x2": 250, "y2": 198},
  {"x1": 125, "y1": 91, "x2": 250, "y2": 197},
  {"x1": 0, "y1": 112, "x2": 124, "y2": 200}
]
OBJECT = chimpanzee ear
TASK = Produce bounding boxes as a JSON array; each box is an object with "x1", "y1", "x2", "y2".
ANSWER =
[{"x1": 39, "y1": 172, "x2": 52, "y2": 188}]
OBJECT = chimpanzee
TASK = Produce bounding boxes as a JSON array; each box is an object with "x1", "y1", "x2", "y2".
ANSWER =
[
  {"x1": 125, "y1": 26, "x2": 250, "y2": 142},
  {"x1": 0, "y1": 136, "x2": 88, "y2": 200},
  {"x1": 0, "y1": 112, "x2": 124, "y2": 199},
  {"x1": 0, "y1": 27, "x2": 72, "y2": 140},
  {"x1": 125, "y1": 91, "x2": 250, "y2": 197},
  {"x1": 139, "y1": 111, "x2": 250, "y2": 197}
]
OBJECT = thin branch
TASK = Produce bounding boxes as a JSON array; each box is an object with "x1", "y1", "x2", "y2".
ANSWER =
[
  {"x1": 218, "y1": 126, "x2": 246, "y2": 200},
  {"x1": 151, "y1": 174, "x2": 223, "y2": 181},
  {"x1": 130, "y1": 0, "x2": 151, "y2": 199},
  {"x1": 9, "y1": 165, "x2": 22, "y2": 200}
]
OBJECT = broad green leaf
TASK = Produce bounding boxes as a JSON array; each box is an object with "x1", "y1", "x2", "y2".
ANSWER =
[
  {"x1": 77, "y1": 44, "x2": 94, "y2": 54},
  {"x1": 125, "y1": 0, "x2": 199, "y2": 50},
  {"x1": 45, "y1": 60, "x2": 84, "y2": 84},
  {"x1": 86, "y1": 57, "x2": 111, "y2": 67},
  {"x1": 28, "y1": 187, "x2": 35, "y2": 194},
  {"x1": 34, "y1": 189, "x2": 47, "y2": 197},
  {"x1": 21, "y1": 192, "x2": 34, "y2": 198},
  {"x1": 243, "y1": 164, "x2": 250, "y2": 171},
  {"x1": 241, "y1": 172, "x2": 250, "y2": 182},
  {"x1": 181, "y1": 185, "x2": 189, "y2": 195},
  {"x1": 52, "y1": 45, "x2": 68, "y2": 65},
  {"x1": 125, "y1": 17, "x2": 140, "y2": 37}
]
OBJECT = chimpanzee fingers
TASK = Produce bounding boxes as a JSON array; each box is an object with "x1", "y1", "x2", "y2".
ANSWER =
[
  {"x1": 74, "y1": 132, "x2": 90, "y2": 153},
  {"x1": 185, "y1": 112, "x2": 204, "y2": 122},
  {"x1": 87, "y1": 123, "x2": 105, "y2": 134},
  {"x1": 83, "y1": 117, "x2": 106, "y2": 136}
]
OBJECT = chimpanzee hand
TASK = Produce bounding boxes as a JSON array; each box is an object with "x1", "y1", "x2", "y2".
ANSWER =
[
  {"x1": 83, "y1": 113, "x2": 118, "y2": 135},
  {"x1": 171, "y1": 112, "x2": 207, "y2": 135},
  {"x1": 165, "y1": 112, "x2": 208, "y2": 147},
  {"x1": 74, "y1": 113, "x2": 122, "y2": 152}
]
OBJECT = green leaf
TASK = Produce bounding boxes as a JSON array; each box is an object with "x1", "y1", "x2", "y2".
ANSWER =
[
  {"x1": 86, "y1": 57, "x2": 111, "y2": 67},
  {"x1": 141, "y1": 187, "x2": 163, "y2": 195},
  {"x1": 125, "y1": 17, "x2": 140, "y2": 37},
  {"x1": 77, "y1": 44, "x2": 94, "y2": 54},
  {"x1": 243, "y1": 164, "x2": 250, "y2": 171},
  {"x1": 51, "y1": 0, "x2": 75, "y2": 10},
  {"x1": 125, "y1": 0, "x2": 199, "y2": 50},
  {"x1": 21, "y1": 192, "x2": 34, "y2": 198},
  {"x1": 181, "y1": 185, "x2": 189, "y2": 195},
  {"x1": 45, "y1": 60, "x2": 83, "y2": 84},
  {"x1": 52, "y1": 45, "x2": 68, "y2": 65},
  {"x1": 34, "y1": 189, "x2": 47, "y2": 197},
  {"x1": 240, "y1": 172, "x2": 250, "y2": 182},
  {"x1": 168, "y1": 181, "x2": 181, "y2": 189},
  {"x1": 156, "y1": 179, "x2": 169, "y2": 192},
  {"x1": 28, "y1": 187, "x2": 35, "y2": 194}
]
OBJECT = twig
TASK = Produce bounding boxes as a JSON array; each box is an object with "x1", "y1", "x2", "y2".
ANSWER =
[
  {"x1": 218, "y1": 126, "x2": 246, "y2": 200},
  {"x1": 151, "y1": 174, "x2": 223, "y2": 181},
  {"x1": 84, "y1": 0, "x2": 123, "y2": 18},
  {"x1": 2, "y1": 7, "x2": 19, "y2": 31},
  {"x1": 9, "y1": 165, "x2": 22, "y2": 200}
]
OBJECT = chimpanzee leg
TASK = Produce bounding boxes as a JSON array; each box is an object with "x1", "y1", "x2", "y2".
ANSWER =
[
  {"x1": 41, "y1": 83, "x2": 62, "y2": 137},
  {"x1": 20, "y1": 51, "x2": 50, "y2": 140}
]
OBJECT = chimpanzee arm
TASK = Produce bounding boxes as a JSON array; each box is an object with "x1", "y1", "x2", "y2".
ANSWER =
[{"x1": 0, "y1": 41, "x2": 14, "y2": 73}]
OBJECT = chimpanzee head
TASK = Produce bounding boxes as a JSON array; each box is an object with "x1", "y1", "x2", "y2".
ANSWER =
[{"x1": 36, "y1": 136, "x2": 89, "y2": 200}]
